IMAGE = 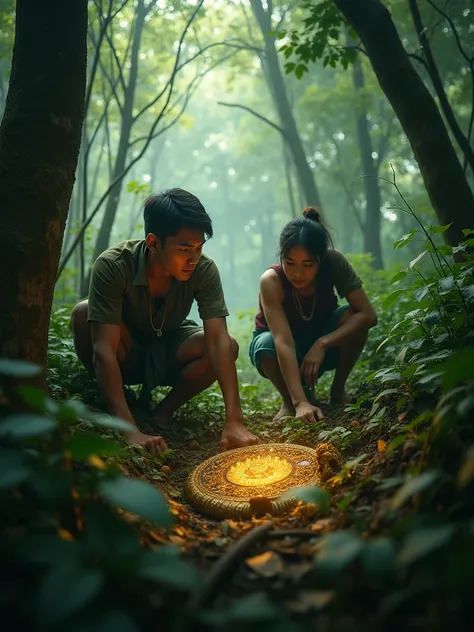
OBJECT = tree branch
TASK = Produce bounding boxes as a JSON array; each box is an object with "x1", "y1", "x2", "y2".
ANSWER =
[
  {"x1": 276, "y1": 0, "x2": 298, "y2": 31},
  {"x1": 217, "y1": 101, "x2": 285, "y2": 136},
  {"x1": 409, "y1": 0, "x2": 474, "y2": 174},
  {"x1": 103, "y1": 27, "x2": 127, "y2": 93},
  {"x1": 426, "y1": 0, "x2": 472, "y2": 64},
  {"x1": 132, "y1": 38, "x2": 262, "y2": 125}
]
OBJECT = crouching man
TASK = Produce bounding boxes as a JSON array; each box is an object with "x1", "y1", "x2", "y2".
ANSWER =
[{"x1": 71, "y1": 188, "x2": 260, "y2": 455}]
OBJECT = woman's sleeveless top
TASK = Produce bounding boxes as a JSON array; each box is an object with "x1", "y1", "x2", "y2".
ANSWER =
[{"x1": 254, "y1": 262, "x2": 338, "y2": 334}]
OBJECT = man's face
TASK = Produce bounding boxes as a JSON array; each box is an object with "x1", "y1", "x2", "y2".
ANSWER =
[{"x1": 148, "y1": 227, "x2": 205, "y2": 281}]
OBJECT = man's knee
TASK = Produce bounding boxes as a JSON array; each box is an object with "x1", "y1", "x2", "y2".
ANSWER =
[
  {"x1": 70, "y1": 301, "x2": 93, "y2": 370},
  {"x1": 71, "y1": 300, "x2": 89, "y2": 334},
  {"x1": 229, "y1": 335, "x2": 239, "y2": 360}
]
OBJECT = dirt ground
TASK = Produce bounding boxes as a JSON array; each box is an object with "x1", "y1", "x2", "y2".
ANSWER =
[{"x1": 116, "y1": 394, "x2": 409, "y2": 623}]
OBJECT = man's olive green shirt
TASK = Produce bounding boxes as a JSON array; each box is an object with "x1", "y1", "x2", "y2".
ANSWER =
[{"x1": 87, "y1": 240, "x2": 229, "y2": 335}]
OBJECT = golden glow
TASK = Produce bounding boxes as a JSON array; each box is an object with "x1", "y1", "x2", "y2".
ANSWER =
[
  {"x1": 226, "y1": 454, "x2": 292, "y2": 487},
  {"x1": 185, "y1": 443, "x2": 341, "y2": 520}
]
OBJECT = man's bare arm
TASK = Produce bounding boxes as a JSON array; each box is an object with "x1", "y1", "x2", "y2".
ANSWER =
[
  {"x1": 203, "y1": 317, "x2": 259, "y2": 450},
  {"x1": 90, "y1": 322, "x2": 135, "y2": 429},
  {"x1": 260, "y1": 271, "x2": 308, "y2": 408},
  {"x1": 90, "y1": 323, "x2": 168, "y2": 455}
]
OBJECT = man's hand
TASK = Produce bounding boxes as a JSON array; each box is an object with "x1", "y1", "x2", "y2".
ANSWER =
[
  {"x1": 220, "y1": 422, "x2": 261, "y2": 452},
  {"x1": 294, "y1": 401, "x2": 324, "y2": 423},
  {"x1": 126, "y1": 430, "x2": 168, "y2": 456},
  {"x1": 300, "y1": 339, "x2": 326, "y2": 388}
]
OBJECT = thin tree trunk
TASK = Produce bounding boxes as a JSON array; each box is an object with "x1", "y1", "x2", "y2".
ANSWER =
[
  {"x1": 84, "y1": 0, "x2": 146, "y2": 295},
  {"x1": 334, "y1": 0, "x2": 474, "y2": 247},
  {"x1": 352, "y1": 55, "x2": 384, "y2": 269},
  {"x1": 283, "y1": 140, "x2": 297, "y2": 218},
  {"x1": 250, "y1": 0, "x2": 323, "y2": 208},
  {"x1": 0, "y1": 0, "x2": 87, "y2": 373}
]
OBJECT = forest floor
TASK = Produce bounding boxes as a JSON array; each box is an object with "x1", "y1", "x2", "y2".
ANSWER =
[{"x1": 83, "y1": 381, "x2": 413, "y2": 628}]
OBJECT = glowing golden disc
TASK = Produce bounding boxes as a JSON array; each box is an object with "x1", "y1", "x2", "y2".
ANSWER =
[{"x1": 185, "y1": 442, "x2": 341, "y2": 520}]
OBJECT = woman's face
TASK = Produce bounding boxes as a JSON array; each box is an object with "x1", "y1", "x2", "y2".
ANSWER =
[{"x1": 282, "y1": 245, "x2": 319, "y2": 290}]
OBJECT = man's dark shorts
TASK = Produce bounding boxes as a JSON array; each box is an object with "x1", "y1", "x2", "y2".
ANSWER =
[{"x1": 121, "y1": 321, "x2": 202, "y2": 388}]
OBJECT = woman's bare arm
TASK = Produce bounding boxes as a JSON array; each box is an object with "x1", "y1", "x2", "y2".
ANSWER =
[{"x1": 260, "y1": 270, "x2": 308, "y2": 408}]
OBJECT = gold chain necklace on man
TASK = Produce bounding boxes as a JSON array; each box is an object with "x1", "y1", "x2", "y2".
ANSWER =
[
  {"x1": 293, "y1": 287, "x2": 316, "y2": 322},
  {"x1": 148, "y1": 295, "x2": 167, "y2": 337}
]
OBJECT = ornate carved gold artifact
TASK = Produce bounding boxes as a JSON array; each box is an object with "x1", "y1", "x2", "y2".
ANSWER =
[{"x1": 185, "y1": 442, "x2": 341, "y2": 520}]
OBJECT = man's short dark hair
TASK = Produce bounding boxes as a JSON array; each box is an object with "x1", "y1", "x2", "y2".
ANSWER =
[{"x1": 143, "y1": 188, "x2": 213, "y2": 245}]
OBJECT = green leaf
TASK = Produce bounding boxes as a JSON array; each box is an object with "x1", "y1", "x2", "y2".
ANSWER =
[
  {"x1": 433, "y1": 348, "x2": 474, "y2": 390},
  {"x1": 387, "y1": 434, "x2": 408, "y2": 453},
  {"x1": 398, "y1": 525, "x2": 455, "y2": 566},
  {"x1": 0, "y1": 449, "x2": 31, "y2": 489},
  {"x1": 0, "y1": 358, "x2": 42, "y2": 377},
  {"x1": 281, "y1": 485, "x2": 329, "y2": 511},
  {"x1": 295, "y1": 63, "x2": 308, "y2": 79},
  {"x1": 17, "y1": 386, "x2": 47, "y2": 412},
  {"x1": 228, "y1": 593, "x2": 279, "y2": 622},
  {"x1": 37, "y1": 562, "x2": 103, "y2": 627},
  {"x1": 19, "y1": 535, "x2": 78, "y2": 566},
  {"x1": 90, "y1": 414, "x2": 134, "y2": 433},
  {"x1": 390, "y1": 270, "x2": 408, "y2": 284},
  {"x1": 99, "y1": 476, "x2": 172, "y2": 527},
  {"x1": 361, "y1": 537, "x2": 396, "y2": 578},
  {"x1": 429, "y1": 223, "x2": 452, "y2": 234},
  {"x1": 344, "y1": 453, "x2": 368, "y2": 469},
  {"x1": 409, "y1": 251, "x2": 427, "y2": 269},
  {"x1": 0, "y1": 414, "x2": 56, "y2": 439},
  {"x1": 56, "y1": 398, "x2": 90, "y2": 422},
  {"x1": 316, "y1": 532, "x2": 364, "y2": 575},
  {"x1": 383, "y1": 289, "x2": 405, "y2": 309},
  {"x1": 69, "y1": 611, "x2": 140, "y2": 632},
  {"x1": 138, "y1": 549, "x2": 200, "y2": 591},
  {"x1": 438, "y1": 275, "x2": 454, "y2": 295},
  {"x1": 83, "y1": 503, "x2": 141, "y2": 558},
  {"x1": 374, "y1": 388, "x2": 402, "y2": 402},
  {"x1": 66, "y1": 433, "x2": 121, "y2": 460},
  {"x1": 462, "y1": 228, "x2": 474, "y2": 236},
  {"x1": 391, "y1": 471, "x2": 439, "y2": 511},
  {"x1": 393, "y1": 230, "x2": 416, "y2": 250}
]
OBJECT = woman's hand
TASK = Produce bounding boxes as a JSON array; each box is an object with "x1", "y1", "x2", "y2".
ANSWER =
[
  {"x1": 300, "y1": 339, "x2": 326, "y2": 388},
  {"x1": 294, "y1": 401, "x2": 324, "y2": 423}
]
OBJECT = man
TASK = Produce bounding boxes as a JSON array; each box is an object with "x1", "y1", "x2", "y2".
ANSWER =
[{"x1": 71, "y1": 188, "x2": 259, "y2": 455}]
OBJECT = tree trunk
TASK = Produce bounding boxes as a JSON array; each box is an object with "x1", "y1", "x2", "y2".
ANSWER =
[
  {"x1": 352, "y1": 56, "x2": 384, "y2": 269},
  {"x1": 0, "y1": 0, "x2": 87, "y2": 372},
  {"x1": 250, "y1": 0, "x2": 323, "y2": 209},
  {"x1": 334, "y1": 0, "x2": 474, "y2": 247}
]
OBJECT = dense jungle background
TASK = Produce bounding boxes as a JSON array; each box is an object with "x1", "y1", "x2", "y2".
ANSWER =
[{"x1": 1, "y1": 0, "x2": 474, "y2": 630}]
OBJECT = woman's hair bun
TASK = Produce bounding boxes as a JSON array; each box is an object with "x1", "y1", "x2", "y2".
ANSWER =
[{"x1": 303, "y1": 206, "x2": 322, "y2": 223}]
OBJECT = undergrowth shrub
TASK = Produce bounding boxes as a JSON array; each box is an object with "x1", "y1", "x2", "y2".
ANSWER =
[{"x1": 0, "y1": 359, "x2": 199, "y2": 632}]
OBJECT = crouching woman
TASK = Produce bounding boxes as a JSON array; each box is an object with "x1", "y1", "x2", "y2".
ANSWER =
[{"x1": 249, "y1": 207, "x2": 377, "y2": 423}]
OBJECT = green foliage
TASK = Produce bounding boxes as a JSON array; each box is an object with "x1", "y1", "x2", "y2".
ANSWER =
[
  {"x1": 277, "y1": 1, "x2": 356, "y2": 75},
  {"x1": 0, "y1": 360, "x2": 200, "y2": 631}
]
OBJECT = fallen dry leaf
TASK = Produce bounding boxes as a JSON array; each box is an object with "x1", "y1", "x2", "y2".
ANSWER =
[
  {"x1": 297, "y1": 541, "x2": 319, "y2": 557},
  {"x1": 245, "y1": 550, "x2": 284, "y2": 577},
  {"x1": 311, "y1": 518, "x2": 334, "y2": 531},
  {"x1": 286, "y1": 590, "x2": 334, "y2": 613}
]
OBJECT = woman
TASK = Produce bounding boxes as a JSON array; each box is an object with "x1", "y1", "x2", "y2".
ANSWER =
[{"x1": 249, "y1": 207, "x2": 377, "y2": 423}]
